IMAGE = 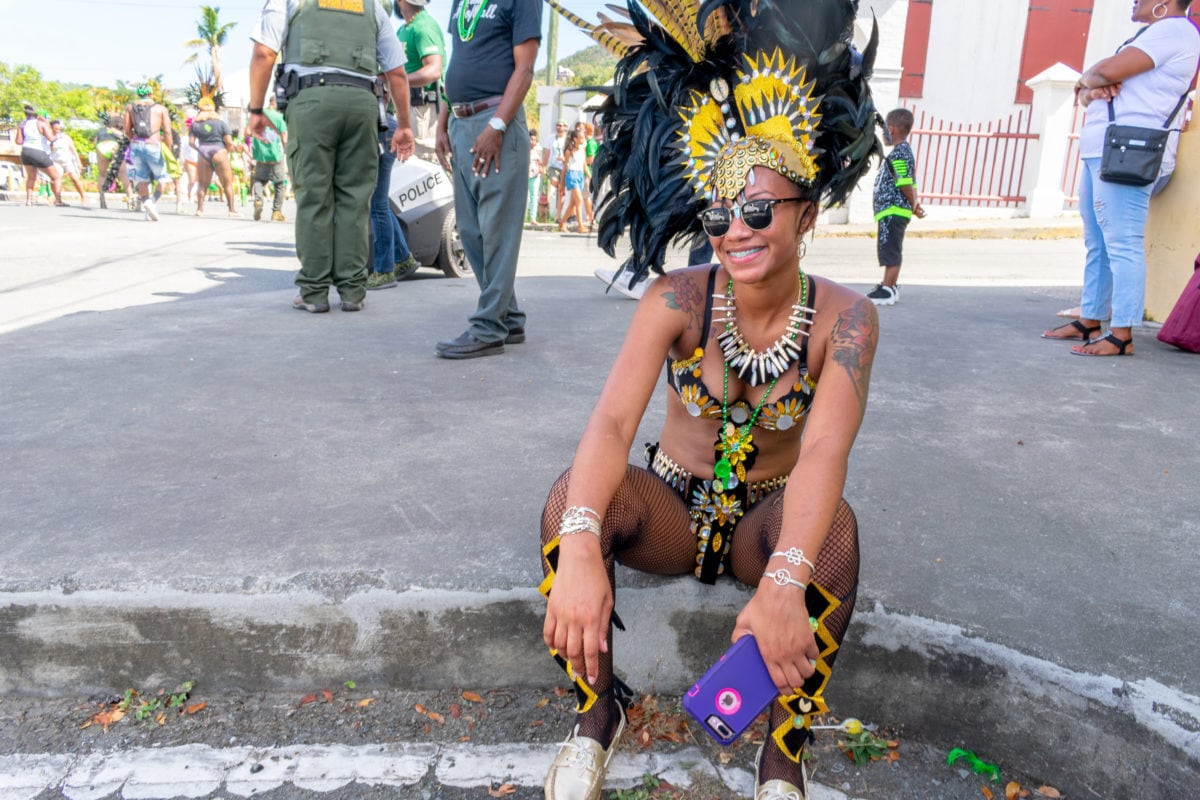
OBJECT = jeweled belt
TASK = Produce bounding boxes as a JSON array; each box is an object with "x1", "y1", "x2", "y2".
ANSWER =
[{"x1": 648, "y1": 446, "x2": 788, "y2": 505}]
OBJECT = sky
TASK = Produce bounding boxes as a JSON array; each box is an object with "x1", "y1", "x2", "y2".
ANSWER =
[{"x1": 1, "y1": 0, "x2": 601, "y2": 104}]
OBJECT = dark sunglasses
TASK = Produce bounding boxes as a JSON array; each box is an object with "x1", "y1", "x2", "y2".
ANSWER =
[{"x1": 698, "y1": 197, "x2": 807, "y2": 238}]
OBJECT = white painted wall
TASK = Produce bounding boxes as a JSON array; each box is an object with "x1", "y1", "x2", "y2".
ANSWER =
[
  {"x1": 920, "y1": 2, "x2": 1028, "y2": 123},
  {"x1": 1084, "y1": 0, "x2": 1146, "y2": 68}
]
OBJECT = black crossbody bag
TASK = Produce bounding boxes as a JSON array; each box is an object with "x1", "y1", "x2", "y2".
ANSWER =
[
  {"x1": 1099, "y1": 92, "x2": 1189, "y2": 186},
  {"x1": 1098, "y1": 26, "x2": 1191, "y2": 186}
]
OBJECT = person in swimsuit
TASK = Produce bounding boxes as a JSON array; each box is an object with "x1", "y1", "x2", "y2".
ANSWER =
[
  {"x1": 189, "y1": 100, "x2": 240, "y2": 218},
  {"x1": 16, "y1": 104, "x2": 63, "y2": 206},
  {"x1": 95, "y1": 115, "x2": 133, "y2": 210},
  {"x1": 538, "y1": 1, "x2": 881, "y2": 799}
]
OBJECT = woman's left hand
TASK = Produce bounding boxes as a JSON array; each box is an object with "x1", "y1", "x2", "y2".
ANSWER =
[{"x1": 732, "y1": 582, "x2": 819, "y2": 695}]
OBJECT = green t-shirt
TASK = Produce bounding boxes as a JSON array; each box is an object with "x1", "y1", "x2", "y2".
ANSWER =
[
  {"x1": 251, "y1": 109, "x2": 287, "y2": 163},
  {"x1": 398, "y1": 10, "x2": 446, "y2": 90}
]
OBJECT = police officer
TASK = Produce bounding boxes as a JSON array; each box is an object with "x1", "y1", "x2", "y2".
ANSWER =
[{"x1": 248, "y1": 0, "x2": 415, "y2": 314}]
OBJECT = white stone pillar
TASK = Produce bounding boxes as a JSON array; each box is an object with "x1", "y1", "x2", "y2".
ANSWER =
[{"x1": 1021, "y1": 62, "x2": 1080, "y2": 219}]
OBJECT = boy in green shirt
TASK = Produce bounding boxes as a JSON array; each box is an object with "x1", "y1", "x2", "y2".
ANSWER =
[{"x1": 250, "y1": 99, "x2": 288, "y2": 221}]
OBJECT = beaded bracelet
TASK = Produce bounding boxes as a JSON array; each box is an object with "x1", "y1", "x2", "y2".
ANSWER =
[
  {"x1": 763, "y1": 568, "x2": 807, "y2": 591},
  {"x1": 560, "y1": 506, "x2": 602, "y2": 539},
  {"x1": 770, "y1": 547, "x2": 815, "y2": 575}
]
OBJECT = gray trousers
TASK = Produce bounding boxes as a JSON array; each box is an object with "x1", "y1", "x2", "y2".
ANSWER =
[
  {"x1": 252, "y1": 161, "x2": 287, "y2": 212},
  {"x1": 448, "y1": 106, "x2": 529, "y2": 343}
]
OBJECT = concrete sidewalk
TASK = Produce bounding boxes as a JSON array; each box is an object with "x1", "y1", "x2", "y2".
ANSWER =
[{"x1": 0, "y1": 202, "x2": 1196, "y2": 799}]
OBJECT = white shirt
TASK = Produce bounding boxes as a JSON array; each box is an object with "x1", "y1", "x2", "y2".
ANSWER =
[
  {"x1": 251, "y1": 0, "x2": 406, "y2": 78},
  {"x1": 1079, "y1": 18, "x2": 1200, "y2": 160}
]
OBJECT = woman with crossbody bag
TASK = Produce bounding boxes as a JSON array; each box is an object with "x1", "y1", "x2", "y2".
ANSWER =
[{"x1": 1042, "y1": 0, "x2": 1199, "y2": 356}]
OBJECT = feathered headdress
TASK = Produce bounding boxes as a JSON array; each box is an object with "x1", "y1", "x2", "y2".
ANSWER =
[{"x1": 548, "y1": 0, "x2": 882, "y2": 282}]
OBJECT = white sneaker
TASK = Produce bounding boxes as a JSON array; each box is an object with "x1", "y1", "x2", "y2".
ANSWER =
[
  {"x1": 594, "y1": 265, "x2": 648, "y2": 300},
  {"x1": 142, "y1": 199, "x2": 159, "y2": 222},
  {"x1": 866, "y1": 283, "x2": 899, "y2": 306},
  {"x1": 593, "y1": 265, "x2": 620, "y2": 285}
]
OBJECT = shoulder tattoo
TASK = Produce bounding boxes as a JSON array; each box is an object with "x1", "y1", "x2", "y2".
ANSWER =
[
  {"x1": 663, "y1": 272, "x2": 705, "y2": 331},
  {"x1": 830, "y1": 298, "x2": 878, "y2": 407}
]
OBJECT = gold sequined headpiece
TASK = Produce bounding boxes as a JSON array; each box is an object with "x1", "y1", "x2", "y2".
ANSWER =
[
  {"x1": 680, "y1": 51, "x2": 823, "y2": 199},
  {"x1": 544, "y1": 0, "x2": 881, "y2": 281}
]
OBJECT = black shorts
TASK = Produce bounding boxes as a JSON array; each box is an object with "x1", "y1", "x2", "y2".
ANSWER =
[
  {"x1": 876, "y1": 214, "x2": 909, "y2": 267},
  {"x1": 20, "y1": 147, "x2": 54, "y2": 170}
]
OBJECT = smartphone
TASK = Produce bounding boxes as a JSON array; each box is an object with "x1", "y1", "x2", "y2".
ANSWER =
[{"x1": 682, "y1": 635, "x2": 778, "y2": 745}]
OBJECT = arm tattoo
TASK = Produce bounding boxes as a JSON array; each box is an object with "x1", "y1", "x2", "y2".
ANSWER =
[
  {"x1": 830, "y1": 299, "x2": 878, "y2": 407},
  {"x1": 663, "y1": 273, "x2": 705, "y2": 331}
]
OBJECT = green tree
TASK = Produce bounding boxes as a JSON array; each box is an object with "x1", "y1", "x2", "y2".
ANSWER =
[{"x1": 183, "y1": 6, "x2": 237, "y2": 95}]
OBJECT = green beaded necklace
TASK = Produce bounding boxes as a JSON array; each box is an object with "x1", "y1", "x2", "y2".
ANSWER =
[
  {"x1": 457, "y1": 0, "x2": 490, "y2": 42},
  {"x1": 712, "y1": 269, "x2": 809, "y2": 493}
]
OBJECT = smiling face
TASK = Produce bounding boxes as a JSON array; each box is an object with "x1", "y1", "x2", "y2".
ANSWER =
[{"x1": 709, "y1": 167, "x2": 815, "y2": 285}]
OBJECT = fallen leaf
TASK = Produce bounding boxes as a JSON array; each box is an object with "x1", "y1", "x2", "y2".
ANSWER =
[
  {"x1": 79, "y1": 720, "x2": 93, "y2": 730},
  {"x1": 299, "y1": 693, "x2": 318, "y2": 707},
  {"x1": 487, "y1": 784, "x2": 516, "y2": 797},
  {"x1": 154, "y1": 711, "x2": 166, "y2": 725},
  {"x1": 321, "y1": 690, "x2": 333, "y2": 704},
  {"x1": 535, "y1": 697, "x2": 550, "y2": 708},
  {"x1": 458, "y1": 735, "x2": 470, "y2": 742},
  {"x1": 530, "y1": 719, "x2": 544, "y2": 727},
  {"x1": 185, "y1": 702, "x2": 207, "y2": 715},
  {"x1": 428, "y1": 711, "x2": 445, "y2": 724},
  {"x1": 1036, "y1": 788, "x2": 1061, "y2": 799},
  {"x1": 461, "y1": 690, "x2": 485, "y2": 703},
  {"x1": 449, "y1": 703, "x2": 462, "y2": 719},
  {"x1": 884, "y1": 750, "x2": 900, "y2": 763},
  {"x1": 982, "y1": 786, "x2": 994, "y2": 800},
  {"x1": 422, "y1": 723, "x2": 431, "y2": 734},
  {"x1": 358, "y1": 698, "x2": 375, "y2": 707},
  {"x1": 414, "y1": 703, "x2": 429, "y2": 716},
  {"x1": 886, "y1": 740, "x2": 900, "y2": 748},
  {"x1": 552, "y1": 686, "x2": 569, "y2": 697},
  {"x1": 1005, "y1": 782, "x2": 1021, "y2": 800}
]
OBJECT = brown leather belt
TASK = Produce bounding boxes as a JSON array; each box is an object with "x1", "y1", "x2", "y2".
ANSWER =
[{"x1": 450, "y1": 96, "x2": 502, "y2": 119}]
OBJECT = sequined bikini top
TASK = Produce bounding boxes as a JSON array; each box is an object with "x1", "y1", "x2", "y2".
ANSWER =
[{"x1": 665, "y1": 264, "x2": 817, "y2": 432}]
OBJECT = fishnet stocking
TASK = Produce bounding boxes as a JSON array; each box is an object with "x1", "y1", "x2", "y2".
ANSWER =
[
  {"x1": 732, "y1": 493, "x2": 860, "y2": 787},
  {"x1": 540, "y1": 465, "x2": 860, "y2": 785}
]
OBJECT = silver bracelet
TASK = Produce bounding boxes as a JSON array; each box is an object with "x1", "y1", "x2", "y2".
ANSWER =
[
  {"x1": 763, "y1": 568, "x2": 807, "y2": 591},
  {"x1": 770, "y1": 547, "x2": 815, "y2": 574},
  {"x1": 560, "y1": 506, "x2": 601, "y2": 539}
]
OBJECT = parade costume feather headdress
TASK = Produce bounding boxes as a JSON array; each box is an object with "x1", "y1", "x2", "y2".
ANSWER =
[{"x1": 547, "y1": 0, "x2": 882, "y2": 282}]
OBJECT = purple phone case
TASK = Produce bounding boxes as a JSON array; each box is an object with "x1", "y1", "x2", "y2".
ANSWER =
[{"x1": 682, "y1": 635, "x2": 778, "y2": 745}]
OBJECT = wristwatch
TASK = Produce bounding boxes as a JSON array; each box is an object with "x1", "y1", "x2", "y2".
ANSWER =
[
  {"x1": 488, "y1": 116, "x2": 507, "y2": 133},
  {"x1": 248, "y1": 107, "x2": 264, "y2": 115}
]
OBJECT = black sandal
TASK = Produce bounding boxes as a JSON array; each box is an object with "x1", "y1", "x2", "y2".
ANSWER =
[
  {"x1": 1042, "y1": 320, "x2": 1100, "y2": 341},
  {"x1": 1072, "y1": 332, "x2": 1133, "y2": 357}
]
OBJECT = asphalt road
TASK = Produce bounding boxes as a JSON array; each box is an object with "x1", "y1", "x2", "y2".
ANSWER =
[{"x1": 1, "y1": 199, "x2": 1196, "y2": 800}]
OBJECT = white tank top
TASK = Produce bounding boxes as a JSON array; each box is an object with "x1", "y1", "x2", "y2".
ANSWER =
[{"x1": 22, "y1": 118, "x2": 49, "y2": 152}]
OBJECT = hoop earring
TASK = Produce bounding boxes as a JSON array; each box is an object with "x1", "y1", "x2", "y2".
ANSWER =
[{"x1": 1152, "y1": 2, "x2": 1168, "y2": 19}]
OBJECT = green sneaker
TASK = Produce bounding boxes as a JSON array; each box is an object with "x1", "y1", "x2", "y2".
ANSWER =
[
  {"x1": 366, "y1": 271, "x2": 397, "y2": 291},
  {"x1": 395, "y1": 255, "x2": 420, "y2": 280}
]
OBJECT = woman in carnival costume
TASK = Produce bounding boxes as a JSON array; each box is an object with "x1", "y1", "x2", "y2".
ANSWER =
[{"x1": 537, "y1": 0, "x2": 882, "y2": 798}]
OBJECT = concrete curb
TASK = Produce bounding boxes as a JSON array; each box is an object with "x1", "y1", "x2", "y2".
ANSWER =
[
  {"x1": 4, "y1": 586, "x2": 1196, "y2": 799},
  {"x1": 0, "y1": 742, "x2": 862, "y2": 800}
]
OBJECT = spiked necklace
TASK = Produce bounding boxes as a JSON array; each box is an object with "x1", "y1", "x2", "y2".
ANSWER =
[
  {"x1": 711, "y1": 270, "x2": 812, "y2": 492},
  {"x1": 713, "y1": 270, "x2": 813, "y2": 386}
]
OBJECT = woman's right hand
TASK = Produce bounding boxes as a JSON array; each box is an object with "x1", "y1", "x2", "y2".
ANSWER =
[{"x1": 543, "y1": 541, "x2": 612, "y2": 686}]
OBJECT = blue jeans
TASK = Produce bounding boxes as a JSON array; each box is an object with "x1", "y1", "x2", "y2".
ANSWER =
[
  {"x1": 1078, "y1": 157, "x2": 1153, "y2": 328},
  {"x1": 370, "y1": 123, "x2": 412, "y2": 274},
  {"x1": 127, "y1": 140, "x2": 166, "y2": 185}
]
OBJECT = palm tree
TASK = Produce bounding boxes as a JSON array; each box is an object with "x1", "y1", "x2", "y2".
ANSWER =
[{"x1": 183, "y1": 6, "x2": 237, "y2": 94}]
